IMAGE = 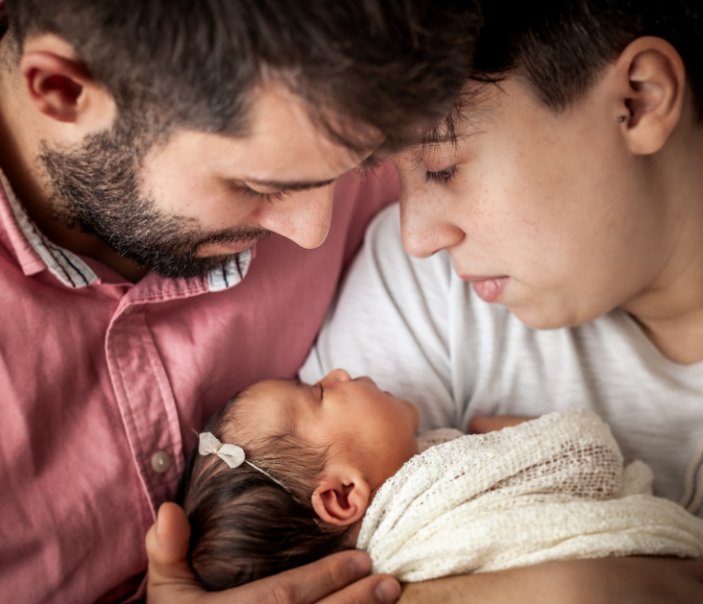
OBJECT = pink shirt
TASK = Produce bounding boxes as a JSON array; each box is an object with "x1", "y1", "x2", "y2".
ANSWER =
[{"x1": 0, "y1": 165, "x2": 398, "y2": 603}]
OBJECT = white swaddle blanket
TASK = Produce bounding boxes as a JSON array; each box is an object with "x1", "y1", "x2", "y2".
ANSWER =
[{"x1": 356, "y1": 410, "x2": 703, "y2": 582}]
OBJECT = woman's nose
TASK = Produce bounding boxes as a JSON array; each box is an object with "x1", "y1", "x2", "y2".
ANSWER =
[{"x1": 401, "y1": 199, "x2": 465, "y2": 258}]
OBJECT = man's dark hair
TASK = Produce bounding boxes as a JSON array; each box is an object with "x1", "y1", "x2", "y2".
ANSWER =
[
  {"x1": 470, "y1": 0, "x2": 702, "y2": 119},
  {"x1": 180, "y1": 395, "x2": 351, "y2": 591},
  {"x1": 5, "y1": 0, "x2": 482, "y2": 150}
]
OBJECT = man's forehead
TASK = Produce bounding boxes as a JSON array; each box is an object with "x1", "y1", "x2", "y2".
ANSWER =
[
  {"x1": 158, "y1": 113, "x2": 375, "y2": 187},
  {"x1": 249, "y1": 81, "x2": 381, "y2": 150}
]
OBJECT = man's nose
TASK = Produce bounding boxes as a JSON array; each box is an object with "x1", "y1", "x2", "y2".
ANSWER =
[{"x1": 256, "y1": 184, "x2": 335, "y2": 249}]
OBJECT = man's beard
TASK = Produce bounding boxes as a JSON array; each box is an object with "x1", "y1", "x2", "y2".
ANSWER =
[{"x1": 39, "y1": 126, "x2": 268, "y2": 279}]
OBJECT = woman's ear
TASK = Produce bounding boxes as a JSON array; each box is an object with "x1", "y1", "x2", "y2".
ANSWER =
[
  {"x1": 311, "y1": 470, "x2": 370, "y2": 527},
  {"x1": 19, "y1": 35, "x2": 115, "y2": 129},
  {"x1": 613, "y1": 36, "x2": 686, "y2": 155}
]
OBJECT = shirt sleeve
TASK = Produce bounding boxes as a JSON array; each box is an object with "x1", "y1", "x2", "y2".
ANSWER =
[{"x1": 300, "y1": 203, "x2": 462, "y2": 430}]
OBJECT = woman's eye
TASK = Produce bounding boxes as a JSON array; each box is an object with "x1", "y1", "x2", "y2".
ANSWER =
[{"x1": 424, "y1": 165, "x2": 459, "y2": 184}]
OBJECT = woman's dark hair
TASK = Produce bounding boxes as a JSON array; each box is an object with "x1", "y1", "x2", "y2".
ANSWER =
[
  {"x1": 180, "y1": 394, "x2": 351, "y2": 591},
  {"x1": 5, "y1": 0, "x2": 482, "y2": 150},
  {"x1": 471, "y1": 0, "x2": 702, "y2": 119}
]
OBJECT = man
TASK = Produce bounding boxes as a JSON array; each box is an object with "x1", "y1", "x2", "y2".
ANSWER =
[{"x1": 0, "y1": 1, "x2": 479, "y2": 601}]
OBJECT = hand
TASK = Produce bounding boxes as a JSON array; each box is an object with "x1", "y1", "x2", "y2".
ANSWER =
[
  {"x1": 468, "y1": 414, "x2": 534, "y2": 434},
  {"x1": 145, "y1": 502, "x2": 401, "y2": 604},
  {"x1": 399, "y1": 556, "x2": 703, "y2": 603}
]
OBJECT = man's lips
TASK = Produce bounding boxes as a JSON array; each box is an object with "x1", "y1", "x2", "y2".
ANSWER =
[
  {"x1": 460, "y1": 275, "x2": 509, "y2": 303},
  {"x1": 197, "y1": 239, "x2": 260, "y2": 256}
]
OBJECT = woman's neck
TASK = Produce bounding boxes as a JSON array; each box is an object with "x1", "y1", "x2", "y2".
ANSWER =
[
  {"x1": 632, "y1": 308, "x2": 703, "y2": 365},
  {"x1": 622, "y1": 122, "x2": 703, "y2": 364}
]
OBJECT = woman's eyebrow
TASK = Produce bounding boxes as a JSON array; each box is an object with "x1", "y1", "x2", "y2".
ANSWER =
[{"x1": 422, "y1": 130, "x2": 457, "y2": 145}]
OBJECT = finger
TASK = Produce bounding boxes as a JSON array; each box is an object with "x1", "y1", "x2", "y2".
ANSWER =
[
  {"x1": 145, "y1": 502, "x2": 198, "y2": 587},
  {"x1": 468, "y1": 414, "x2": 534, "y2": 434},
  {"x1": 316, "y1": 573, "x2": 401, "y2": 604},
  {"x1": 243, "y1": 550, "x2": 383, "y2": 604}
]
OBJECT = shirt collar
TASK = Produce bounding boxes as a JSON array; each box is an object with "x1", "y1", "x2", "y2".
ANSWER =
[{"x1": 0, "y1": 169, "x2": 252, "y2": 291}]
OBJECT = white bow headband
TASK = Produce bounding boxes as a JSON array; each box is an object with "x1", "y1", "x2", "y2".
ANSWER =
[{"x1": 198, "y1": 431, "x2": 288, "y2": 491}]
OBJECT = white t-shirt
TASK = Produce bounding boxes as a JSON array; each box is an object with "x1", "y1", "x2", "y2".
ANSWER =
[{"x1": 301, "y1": 204, "x2": 703, "y2": 516}]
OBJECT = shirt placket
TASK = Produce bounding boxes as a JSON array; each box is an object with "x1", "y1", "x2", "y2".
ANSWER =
[{"x1": 105, "y1": 298, "x2": 184, "y2": 513}]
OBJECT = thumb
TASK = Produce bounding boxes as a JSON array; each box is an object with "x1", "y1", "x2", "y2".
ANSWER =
[{"x1": 145, "y1": 502, "x2": 198, "y2": 587}]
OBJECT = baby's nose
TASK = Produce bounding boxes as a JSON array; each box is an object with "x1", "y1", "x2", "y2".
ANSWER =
[{"x1": 321, "y1": 368, "x2": 352, "y2": 385}]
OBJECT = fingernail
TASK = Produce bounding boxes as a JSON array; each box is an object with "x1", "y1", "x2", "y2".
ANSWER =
[
  {"x1": 375, "y1": 578, "x2": 401, "y2": 603},
  {"x1": 349, "y1": 552, "x2": 372, "y2": 578},
  {"x1": 154, "y1": 504, "x2": 165, "y2": 539}
]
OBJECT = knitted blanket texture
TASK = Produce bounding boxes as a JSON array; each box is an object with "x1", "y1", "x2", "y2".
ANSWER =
[{"x1": 356, "y1": 410, "x2": 703, "y2": 582}]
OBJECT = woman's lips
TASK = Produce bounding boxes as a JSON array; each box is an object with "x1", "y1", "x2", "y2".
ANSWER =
[{"x1": 462, "y1": 275, "x2": 509, "y2": 303}]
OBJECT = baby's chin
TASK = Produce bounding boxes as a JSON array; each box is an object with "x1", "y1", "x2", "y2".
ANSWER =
[{"x1": 397, "y1": 398, "x2": 420, "y2": 433}]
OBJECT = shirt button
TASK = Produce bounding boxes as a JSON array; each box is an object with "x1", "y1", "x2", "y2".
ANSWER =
[{"x1": 151, "y1": 451, "x2": 171, "y2": 473}]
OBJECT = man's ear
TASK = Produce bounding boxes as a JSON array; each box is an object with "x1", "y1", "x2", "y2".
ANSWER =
[
  {"x1": 311, "y1": 470, "x2": 370, "y2": 527},
  {"x1": 19, "y1": 35, "x2": 115, "y2": 129},
  {"x1": 614, "y1": 36, "x2": 686, "y2": 155}
]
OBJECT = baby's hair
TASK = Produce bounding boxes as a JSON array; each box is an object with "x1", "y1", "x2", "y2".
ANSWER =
[{"x1": 179, "y1": 389, "x2": 353, "y2": 591}]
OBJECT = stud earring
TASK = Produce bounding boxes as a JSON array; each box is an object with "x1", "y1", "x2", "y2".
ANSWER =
[{"x1": 617, "y1": 115, "x2": 627, "y2": 124}]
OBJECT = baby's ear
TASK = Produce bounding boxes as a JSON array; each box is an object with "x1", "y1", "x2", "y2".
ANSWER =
[{"x1": 311, "y1": 470, "x2": 370, "y2": 527}]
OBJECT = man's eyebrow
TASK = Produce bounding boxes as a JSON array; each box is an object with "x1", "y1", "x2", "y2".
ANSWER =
[{"x1": 242, "y1": 177, "x2": 336, "y2": 191}]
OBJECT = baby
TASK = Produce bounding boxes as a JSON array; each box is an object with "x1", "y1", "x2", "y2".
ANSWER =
[{"x1": 180, "y1": 369, "x2": 703, "y2": 590}]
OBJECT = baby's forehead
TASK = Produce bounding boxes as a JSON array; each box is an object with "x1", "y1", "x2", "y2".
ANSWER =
[
  {"x1": 223, "y1": 378, "x2": 299, "y2": 432},
  {"x1": 240, "y1": 378, "x2": 298, "y2": 402}
]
